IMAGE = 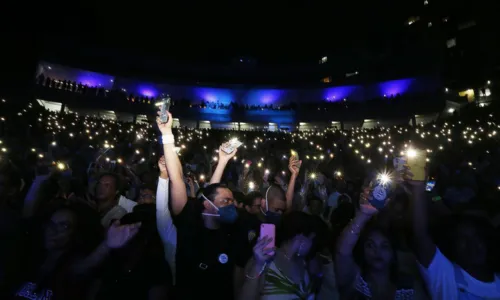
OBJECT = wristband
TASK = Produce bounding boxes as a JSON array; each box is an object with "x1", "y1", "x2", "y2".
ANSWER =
[
  {"x1": 245, "y1": 262, "x2": 267, "y2": 280},
  {"x1": 161, "y1": 134, "x2": 175, "y2": 145}
]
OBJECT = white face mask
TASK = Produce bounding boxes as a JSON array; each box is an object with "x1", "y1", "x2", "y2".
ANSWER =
[
  {"x1": 201, "y1": 194, "x2": 219, "y2": 217},
  {"x1": 260, "y1": 186, "x2": 272, "y2": 215}
]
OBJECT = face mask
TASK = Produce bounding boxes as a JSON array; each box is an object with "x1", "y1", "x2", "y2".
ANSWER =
[
  {"x1": 260, "y1": 186, "x2": 282, "y2": 225},
  {"x1": 201, "y1": 194, "x2": 239, "y2": 224},
  {"x1": 218, "y1": 205, "x2": 239, "y2": 223}
]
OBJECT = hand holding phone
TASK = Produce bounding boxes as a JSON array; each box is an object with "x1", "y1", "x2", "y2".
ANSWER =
[
  {"x1": 406, "y1": 149, "x2": 426, "y2": 181},
  {"x1": 221, "y1": 139, "x2": 242, "y2": 154},
  {"x1": 254, "y1": 224, "x2": 275, "y2": 265},
  {"x1": 157, "y1": 95, "x2": 171, "y2": 124}
]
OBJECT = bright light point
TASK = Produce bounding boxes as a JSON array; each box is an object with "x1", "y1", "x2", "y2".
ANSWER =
[
  {"x1": 407, "y1": 149, "x2": 417, "y2": 158},
  {"x1": 378, "y1": 173, "x2": 391, "y2": 185}
]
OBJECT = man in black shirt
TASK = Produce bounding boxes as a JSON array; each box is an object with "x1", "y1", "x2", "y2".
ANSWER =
[
  {"x1": 157, "y1": 113, "x2": 240, "y2": 300},
  {"x1": 173, "y1": 183, "x2": 238, "y2": 300}
]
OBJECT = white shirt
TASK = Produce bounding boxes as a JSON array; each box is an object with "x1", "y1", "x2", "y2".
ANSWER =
[
  {"x1": 118, "y1": 195, "x2": 137, "y2": 213},
  {"x1": 156, "y1": 177, "x2": 177, "y2": 284},
  {"x1": 418, "y1": 247, "x2": 500, "y2": 300}
]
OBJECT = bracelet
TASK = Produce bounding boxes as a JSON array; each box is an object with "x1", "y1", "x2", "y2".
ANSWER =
[
  {"x1": 245, "y1": 262, "x2": 267, "y2": 280},
  {"x1": 161, "y1": 134, "x2": 175, "y2": 145}
]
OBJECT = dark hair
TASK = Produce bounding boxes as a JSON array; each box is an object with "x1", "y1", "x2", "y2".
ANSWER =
[
  {"x1": 5, "y1": 203, "x2": 103, "y2": 294},
  {"x1": 443, "y1": 214, "x2": 498, "y2": 265},
  {"x1": 265, "y1": 184, "x2": 286, "y2": 203},
  {"x1": 354, "y1": 221, "x2": 399, "y2": 283},
  {"x1": 200, "y1": 183, "x2": 228, "y2": 202},
  {"x1": 245, "y1": 191, "x2": 263, "y2": 206},
  {"x1": 276, "y1": 211, "x2": 316, "y2": 247},
  {"x1": 46, "y1": 202, "x2": 104, "y2": 252},
  {"x1": 96, "y1": 172, "x2": 122, "y2": 194}
]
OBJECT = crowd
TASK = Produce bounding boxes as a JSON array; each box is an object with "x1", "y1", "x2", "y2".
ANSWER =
[
  {"x1": 1, "y1": 93, "x2": 500, "y2": 300},
  {"x1": 35, "y1": 74, "x2": 438, "y2": 114}
]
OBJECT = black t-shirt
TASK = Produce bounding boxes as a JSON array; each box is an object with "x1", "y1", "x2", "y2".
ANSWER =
[
  {"x1": 8, "y1": 255, "x2": 86, "y2": 300},
  {"x1": 94, "y1": 254, "x2": 171, "y2": 300},
  {"x1": 232, "y1": 211, "x2": 262, "y2": 268},
  {"x1": 173, "y1": 200, "x2": 236, "y2": 300}
]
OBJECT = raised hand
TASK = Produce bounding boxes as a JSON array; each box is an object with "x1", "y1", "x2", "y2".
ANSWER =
[
  {"x1": 156, "y1": 111, "x2": 173, "y2": 135},
  {"x1": 106, "y1": 220, "x2": 141, "y2": 249},
  {"x1": 318, "y1": 186, "x2": 328, "y2": 201},
  {"x1": 253, "y1": 236, "x2": 275, "y2": 265},
  {"x1": 288, "y1": 157, "x2": 302, "y2": 177},
  {"x1": 358, "y1": 187, "x2": 381, "y2": 216},
  {"x1": 218, "y1": 142, "x2": 237, "y2": 162}
]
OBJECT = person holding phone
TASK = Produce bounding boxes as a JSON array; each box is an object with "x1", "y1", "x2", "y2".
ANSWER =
[
  {"x1": 335, "y1": 186, "x2": 415, "y2": 299},
  {"x1": 157, "y1": 111, "x2": 238, "y2": 300},
  {"x1": 409, "y1": 164, "x2": 500, "y2": 299},
  {"x1": 238, "y1": 212, "x2": 319, "y2": 300}
]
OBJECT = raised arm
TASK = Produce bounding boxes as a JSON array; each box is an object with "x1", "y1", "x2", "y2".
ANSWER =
[
  {"x1": 335, "y1": 189, "x2": 377, "y2": 288},
  {"x1": 157, "y1": 112, "x2": 187, "y2": 216},
  {"x1": 286, "y1": 157, "x2": 301, "y2": 212},
  {"x1": 71, "y1": 221, "x2": 140, "y2": 276},
  {"x1": 156, "y1": 156, "x2": 177, "y2": 281},
  {"x1": 409, "y1": 180, "x2": 436, "y2": 267},
  {"x1": 209, "y1": 143, "x2": 237, "y2": 184},
  {"x1": 237, "y1": 236, "x2": 274, "y2": 300}
]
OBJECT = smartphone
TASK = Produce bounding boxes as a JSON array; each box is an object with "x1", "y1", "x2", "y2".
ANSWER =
[
  {"x1": 259, "y1": 223, "x2": 276, "y2": 256},
  {"x1": 393, "y1": 157, "x2": 407, "y2": 172},
  {"x1": 291, "y1": 149, "x2": 299, "y2": 161},
  {"x1": 426, "y1": 180, "x2": 436, "y2": 192},
  {"x1": 221, "y1": 139, "x2": 243, "y2": 154},
  {"x1": 158, "y1": 95, "x2": 171, "y2": 123},
  {"x1": 368, "y1": 183, "x2": 389, "y2": 210},
  {"x1": 407, "y1": 149, "x2": 426, "y2": 181}
]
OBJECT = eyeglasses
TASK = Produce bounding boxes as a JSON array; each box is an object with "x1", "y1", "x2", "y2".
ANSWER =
[
  {"x1": 46, "y1": 220, "x2": 72, "y2": 233},
  {"x1": 140, "y1": 193, "x2": 156, "y2": 200}
]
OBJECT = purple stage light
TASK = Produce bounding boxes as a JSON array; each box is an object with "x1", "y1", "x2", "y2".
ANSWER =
[
  {"x1": 195, "y1": 87, "x2": 234, "y2": 104},
  {"x1": 323, "y1": 86, "x2": 357, "y2": 102},
  {"x1": 378, "y1": 78, "x2": 415, "y2": 96},
  {"x1": 138, "y1": 86, "x2": 158, "y2": 98}
]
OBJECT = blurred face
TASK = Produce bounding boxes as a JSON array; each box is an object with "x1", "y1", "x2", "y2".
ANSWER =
[
  {"x1": 309, "y1": 199, "x2": 323, "y2": 216},
  {"x1": 210, "y1": 188, "x2": 235, "y2": 211},
  {"x1": 246, "y1": 196, "x2": 262, "y2": 215},
  {"x1": 45, "y1": 209, "x2": 76, "y2": 251},
  {"x1": 261, "y1": 197, "x2": 286, "y2": 215},
  {"x1": 363, "y1": 231, "x2": 394, "y2": 271},
  {"x1": 453, "y1": 223, "x2": 488, "y2": 267},
  {"x1": 96, "y1": 175, "x2": 117, "y2": 201},
  {"x1": 138, "y1": 188, "x2": 155, "y2": 204}
]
